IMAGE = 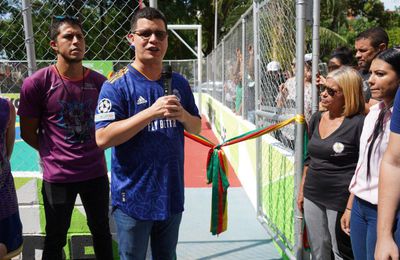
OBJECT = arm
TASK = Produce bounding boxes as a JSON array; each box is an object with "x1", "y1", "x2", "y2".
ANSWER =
[
  {"x1": 375, "y1": 132, "x2": 400, "y2": 260},
  {"x1": 341, "y1": 193, "x2": 354, "y2": 236},
  {"x1": 276, "y1": 83, "x2": 288, "y2": 108},
  {"x1": 96, "y1": 95, "x2": 201, "y2": 149},
  {"x1": 234, "y1": 48, "x2": 243, "y2": 80},
  {"x1": 297, "y1": 166, "x2": 308, "y2": 212},
  {"x1": 5, "y1": 100, "x2": 16, "y2": 159},
  {"x1": 20, "y1": 116, "x2": 40, "y2": 151},
  {"x1": 247, "y1": 45, "x2": 254, "y2": 80},
  {"x1": 175, "y1": 109, "x2": 201, "y2": 134},
  {"x1": 96, "y1": 95, "x2": 171, "y2": 149}
]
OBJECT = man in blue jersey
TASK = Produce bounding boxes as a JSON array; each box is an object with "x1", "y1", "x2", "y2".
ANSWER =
[{"x1": 95, "y1": 7, "x2": 201, "y2": 260}]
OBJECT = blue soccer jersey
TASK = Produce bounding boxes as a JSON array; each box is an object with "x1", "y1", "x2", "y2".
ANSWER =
[
  {"x1": 391, "y1": 89, "x2": 400, "y2": 134},
  {"x1": 95, "y1": 65, "x2": 200, "y2": 220}
]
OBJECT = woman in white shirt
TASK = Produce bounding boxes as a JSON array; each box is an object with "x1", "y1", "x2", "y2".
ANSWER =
[{"x1": 341, "y1": 47, "x2": 400, "y2": 260}]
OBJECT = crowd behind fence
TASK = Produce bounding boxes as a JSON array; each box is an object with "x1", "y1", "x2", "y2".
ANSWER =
[
  {"x1": 203, "y1": 0, "x2": 314, "y2": 255},
  {"x1": 0, "y1": 0, "x2": 311, "y2": 257}
]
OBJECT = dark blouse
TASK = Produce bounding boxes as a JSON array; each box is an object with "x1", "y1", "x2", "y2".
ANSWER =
[{"x1": 304, "y1": 111, "x2": 365, "y2": 211}]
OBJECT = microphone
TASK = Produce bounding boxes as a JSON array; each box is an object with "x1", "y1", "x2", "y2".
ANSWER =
[{"x1": 161, "y1": 64, "x2": 172, "y2": 96}]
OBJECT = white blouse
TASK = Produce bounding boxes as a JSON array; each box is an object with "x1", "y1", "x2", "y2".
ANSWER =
[{"x1": 349, "y1": 102, "x2": 392, "y2": 205}]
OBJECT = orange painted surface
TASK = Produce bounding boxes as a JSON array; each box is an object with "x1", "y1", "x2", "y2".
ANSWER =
[{"x1": 184, "y1": 116, "x2": 241, "y2": 188}]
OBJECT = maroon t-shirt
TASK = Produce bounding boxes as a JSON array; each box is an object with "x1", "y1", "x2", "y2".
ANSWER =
[{"x1": 18, "y1": 65, "x2": 107, "y2": 183}]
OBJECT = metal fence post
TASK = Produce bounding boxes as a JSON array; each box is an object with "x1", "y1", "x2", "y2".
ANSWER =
[
  {"x1": 198, "y1": 25, "x2": 203, "y2": 114},
  {"x1": 222, "y1": 40, "x2": 226, "y2": 106},
  {"x1": 212, "y1": 50, "x2": 216, "y2": 98},
  {"x1": 311, "y1": 0, "x2": 321, "y2": 113},
  {"x1": 22, "y1": 0, "x2": 37, "y2": 76},
  {"x1": 207, "y1": 55, "x2": 210, "y2": 96},
  {"x1": 253, "y1": 0, "x2": 263, "y2": 218},
  {"x1": 295, "y1": 0, "x2": 306, "y2": 258},
  {"x1": 241, "y1": 16, "x2": 246, "y2": 118}
]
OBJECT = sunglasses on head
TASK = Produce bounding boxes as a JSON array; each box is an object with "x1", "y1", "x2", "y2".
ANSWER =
[
  {"x1": 133, "y1": 29, "x2": 168, "y2": 41},
  {"x1": 53, "y1": 15, "x2": 79, "y2": 21},
  {"x1": 320, "y1": 85, "x2": 338, "y2": 97}
]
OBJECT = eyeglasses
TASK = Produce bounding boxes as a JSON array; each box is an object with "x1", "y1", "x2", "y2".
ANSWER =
[
  {"x1": 53, "y1": 15, "x2": 80, "y2": 21},
  {"x1": 320, "y1": 85, "x2": 339, "y2": 97},
  {"x1": 133, "y1": 29, "x2": 168, "y2": 41}
]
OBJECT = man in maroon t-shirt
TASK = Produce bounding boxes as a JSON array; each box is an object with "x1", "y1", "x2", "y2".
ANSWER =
[{"x1": 18, "y1": 16, "x2": 113, "y2": 260}]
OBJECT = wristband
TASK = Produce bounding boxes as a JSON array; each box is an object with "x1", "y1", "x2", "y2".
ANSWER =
[{"x1": 346, "y1": 207, "x2": 352, "y2": 211}]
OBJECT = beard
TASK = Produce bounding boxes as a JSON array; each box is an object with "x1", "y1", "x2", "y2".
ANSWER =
[{"x1": 358, "y1": 61, "x2": 370, "y2": 73}]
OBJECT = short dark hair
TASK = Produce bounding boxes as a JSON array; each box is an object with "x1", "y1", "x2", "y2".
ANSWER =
[
  {"x1": 377, "y1": 47, "x2": 400, "y2": 77},
  {"x1": 355, "y1": 27, "x2": 389, "y2": 49},
  {"x1": 130, "y1": 7, "x2": 167, "y2": 32},
  {"x1": 330, "y1": 46, "x2": 354, "y2": 66},
  {"x1": 50, "y1": 15, "x2": 83, "y2": 41}
]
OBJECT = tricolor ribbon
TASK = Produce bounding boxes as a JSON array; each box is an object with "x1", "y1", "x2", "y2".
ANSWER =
[{"x1": 185, "y1": 114, "x2": 305, "y2": 235}]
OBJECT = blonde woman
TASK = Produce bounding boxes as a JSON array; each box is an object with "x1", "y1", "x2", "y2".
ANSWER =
[{"x1": 298, "y1": 67, "x2": 365, "y2": 259}]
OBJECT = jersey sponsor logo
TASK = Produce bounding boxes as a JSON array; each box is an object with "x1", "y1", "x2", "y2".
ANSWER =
[
  {"x1": 147, "y1": 119, "x2": 177, "y2": 132},
  {"x1": 95, "y1": 112, "x2": 115, "y2": 122},
  {"x1": 83, "y1": 83, "x2": 97, "y2": 90},
  {"x1": 137, "y1": 96, "x2": 147, "y2": 105},
  {"x1": 98, "y1": 98, "x2": 112, "y2": 113},
  {"x1": 173, "y1": 89, "x2": 181, "y2": 101}
]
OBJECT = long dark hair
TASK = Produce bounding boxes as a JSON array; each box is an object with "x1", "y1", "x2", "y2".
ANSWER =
[{"x1": 367, "y1": 47, "x2": 400, "y2": 180}]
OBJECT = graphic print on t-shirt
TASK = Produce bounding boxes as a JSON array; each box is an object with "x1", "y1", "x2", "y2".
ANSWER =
[{"x1": 56, "y1": 99, "x2": 94, "y2": 143}]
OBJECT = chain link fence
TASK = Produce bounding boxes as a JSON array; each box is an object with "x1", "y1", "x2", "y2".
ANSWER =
[
  {"x1": 2, "y1": 0, "x2": 316, "y2": 256},
  {"x1": 0, "y1": 1, "x2": 141, "y2": 94},
  {"x1": 257, "y1": 0, "x2": 302, "y2": 252},
  {"x1": 1, "y1": 1, "x2": 200, "y2": 93},
  {"x1": 0, "y1": 1, "x2": 199, "y2": 173},
  {"x1": 203, "y1": 0, "x2": 317, "y2": 255}
]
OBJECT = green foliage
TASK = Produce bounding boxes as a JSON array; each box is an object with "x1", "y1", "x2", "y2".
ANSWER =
[
  {"x1": 318, "y1": 0, "x2": 399, "y2": 59},
  {"x1": 1, "y1": 0, "x2": 399, "y2": 61},
  {"x1": 219, "y1": 1, "x2": 252, "y2": 37},
  {"x1": 388, "y1": 27, "x2": 400, "y2": 47},
  {"x1": 318, "y1": 27, "x2": 350, "y2": 60},
  {"x1": 337, "y1": 16, "x2": 378, "y2": 46}
]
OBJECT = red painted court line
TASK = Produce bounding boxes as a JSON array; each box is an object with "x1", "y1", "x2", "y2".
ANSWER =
[{"x1": 184, "y1": 116, "x2": 241, "y2": 188}]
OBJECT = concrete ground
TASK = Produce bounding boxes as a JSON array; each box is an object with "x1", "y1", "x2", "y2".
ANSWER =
[
  {"x1": 177, "y1": 117, "x2": 282, "y2": 259},
  {"x1": 177, "y1": 188, "x2": 282, "y2": 260}
]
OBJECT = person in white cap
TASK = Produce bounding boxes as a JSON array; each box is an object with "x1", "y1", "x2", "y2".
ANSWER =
[{"x1": 264, "y1": 60, "x2": 285, "y2": 110}]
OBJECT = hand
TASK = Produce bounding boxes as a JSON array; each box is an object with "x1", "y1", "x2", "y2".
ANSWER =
[
  {"x1": 163, "y1": 95, "x2": 186, "y2": 122},
  {"x1": 316, "y1": 74, "x2": 326, "y2": 86},
  {"x1": 340, "y1": 209, "x2": 351, "y2": 236},
  {"x1": 248, "y1": 44, "x2": 253, "y2": 55},
  {"x1": 236, "y1": 48, "x2": 242, "y2": 61},
  {"x1": 279, "y1": 83, "x2": 288, "y2": 96},
  {"x1": 297, "y1": 192, "x2": 304, "y2": 212},
  {"x1": 150, "y1": 95, "x2": 176, "y2": 119},
  {"x1": 375, "y1": 236, "x2": 399, "y2": 260}
]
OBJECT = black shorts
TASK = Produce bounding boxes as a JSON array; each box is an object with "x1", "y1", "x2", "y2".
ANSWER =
[{"x1": 0, "y1": 212, "x2": 23, "y2": 252}]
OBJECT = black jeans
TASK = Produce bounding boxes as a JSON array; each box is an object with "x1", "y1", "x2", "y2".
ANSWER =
[{"x1": 41, "y1": 175, "x2": 113, "y2": 260}]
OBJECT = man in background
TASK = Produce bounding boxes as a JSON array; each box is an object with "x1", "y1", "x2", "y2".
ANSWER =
[
  {"x1": 18, "y1": 15, "x2": 113, "y2": 260},
  {"x1": 354, "y1": 27, "x2": 388, "y2": 107}
]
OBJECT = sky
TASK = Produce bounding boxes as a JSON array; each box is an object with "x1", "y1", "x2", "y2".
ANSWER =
[{"x1": 382, "y1": 0, "x2": 400, "y2": 10}]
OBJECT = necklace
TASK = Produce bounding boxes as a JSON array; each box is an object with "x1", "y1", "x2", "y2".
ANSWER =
[{"x1": 54, "y1": 64, "x2": 85, "y2": 103}]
